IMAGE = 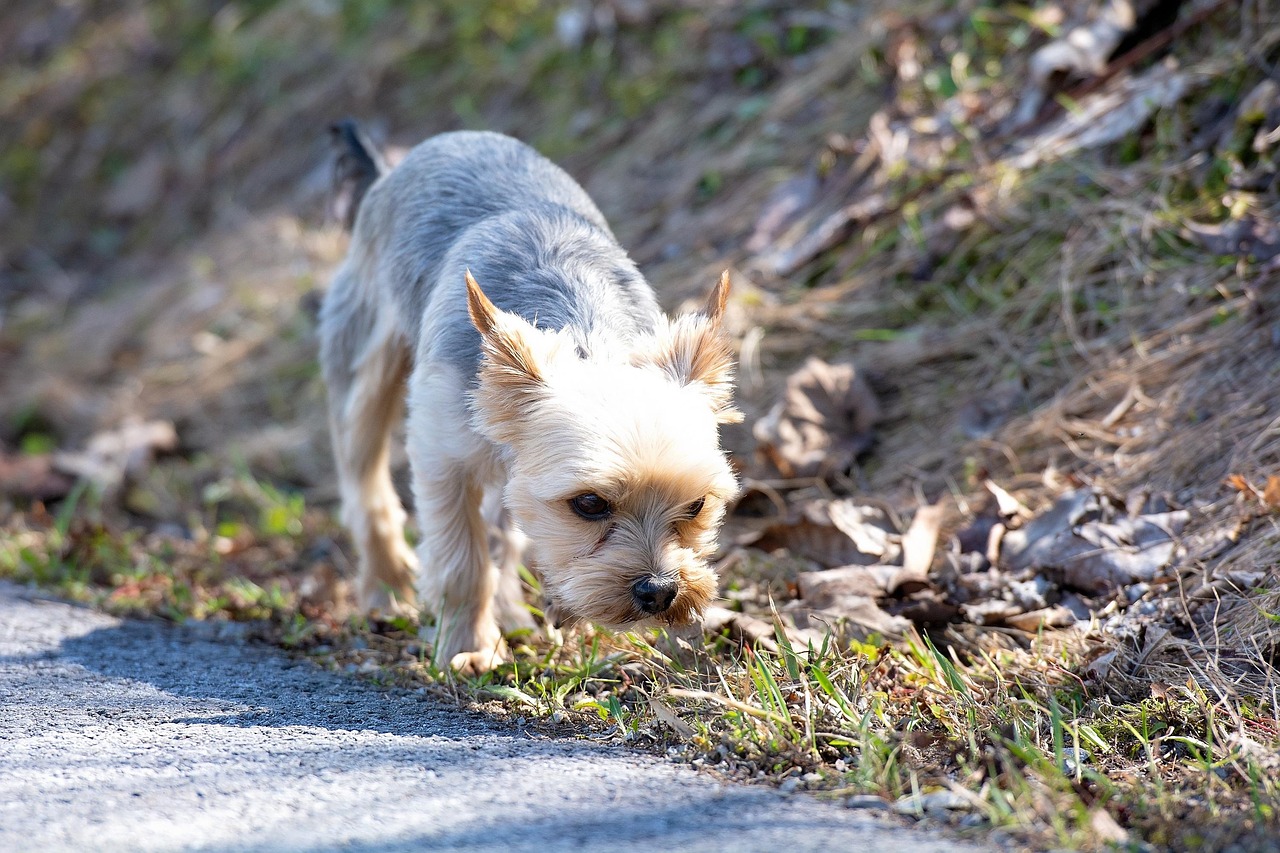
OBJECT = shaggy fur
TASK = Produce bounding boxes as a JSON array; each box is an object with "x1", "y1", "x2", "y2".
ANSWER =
[{"x1": 319, "y1": 129, "x2": 739, "y2": 672}]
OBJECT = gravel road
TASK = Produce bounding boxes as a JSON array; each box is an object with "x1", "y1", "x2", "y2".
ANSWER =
[{"x1": 0, "y1": 581, "x2": 981, "y2": 852}]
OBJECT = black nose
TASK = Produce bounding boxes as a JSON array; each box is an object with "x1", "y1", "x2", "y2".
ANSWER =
[{"x1": 631, "y1": 576, "x2": 678, "y2": 614}]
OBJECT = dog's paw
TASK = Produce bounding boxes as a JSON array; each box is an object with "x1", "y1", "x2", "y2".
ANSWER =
[
  {"x1": 429, "y1": 612, "x2": 508, "y2": 675},
  {"x1": 358, "y1": 585, "x2": 418, "y2": 619},
  {"x1": 447, "y1": 639, "x2": 510, "y2": 676}
]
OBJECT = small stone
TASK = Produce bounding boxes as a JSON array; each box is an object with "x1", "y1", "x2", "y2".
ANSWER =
[
  {"x1": 779, "y1": 778, "x2": 802, "y2": 795},
  {"x1": 845, "y1": 794, "x2": 891, "y2": 811},
  {"x1": 1060, "y1": 746, "x2": 1091, "y2": 776},
  {"x1": 893, "y1": 789, "x2": 971, "y2": 816}
]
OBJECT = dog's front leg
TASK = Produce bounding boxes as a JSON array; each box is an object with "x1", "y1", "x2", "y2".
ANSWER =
[{"x1": 407, "y1": 368, "x2": 507, "y2": 674}]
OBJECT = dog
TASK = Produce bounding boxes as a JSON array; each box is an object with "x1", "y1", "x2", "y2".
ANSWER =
[{"x1": 319, "y1": 122, "x2": 741, "y2": 673}]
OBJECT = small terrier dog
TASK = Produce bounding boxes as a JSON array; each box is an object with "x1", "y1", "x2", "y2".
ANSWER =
[{"x1": 320, "y1": 123, "x2": 741, "y2": 672}]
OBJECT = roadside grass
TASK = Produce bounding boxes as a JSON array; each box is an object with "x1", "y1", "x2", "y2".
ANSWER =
[{"x1": 5, "y1": 487, "x2": 1278, "y2": 850}]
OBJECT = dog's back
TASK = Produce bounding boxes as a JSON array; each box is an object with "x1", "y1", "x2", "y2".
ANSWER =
[{"x1": 346, "y1": 131, "x2": 662, "y2": 373}]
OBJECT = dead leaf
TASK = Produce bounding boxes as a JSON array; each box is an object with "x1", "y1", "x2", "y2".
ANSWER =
[
  {"x1": 1084, "y1": 649, "x2": 1119, "y2": 682},
  {"x1": 1263, "y1": 475, "x2": 1280, "y2": 510},
  {"x1": 745, "y1": 171, "x2": 820, "y2": 254},
  {"x1": 53, "y1": 418, "x2": 178, "y2": 496},
  {"x1": 798, "y1": 597, "x2": 912, "y2": 640},
  {"x1": 1226, "y1": 473, "x2": 1259, "y2": 498},
  {"x1": 796, "y1": 565, "x2": 917, "y2": 602},
  {"x1": 1004, "y1": 606, "x2": 1077, "y2": 632},
  {"x1": 701, "y1": 606, "x2": 779, "y2": 653},
  {"x1": 1000, "y1": 489, "x2": 1095, "y2": 572},
  {"x1": 752, "y1": 357, "x2": 881, "y2": 480},
  {"x1": 1063, "y1": 517, "x2": 1186, "y2": 593},
  {"x1": 1090, "y1": 809, "x2": 1130, "y2": 845},
  {"x1": 0, "y1": 450, "x2": 74, "y2": 501},
  {"x1": 984, "y1": 480, "x2": 1030, "y2": 519},
  {"x1": 647, "y1": 695, "x2": 695, "y2": 739},
  {"x1": 1185, "y1": 216, "x2": 1280, "y2": 263},
  {"x1": 741, "y1": 499, "x2": 901, "y2": 567},
  {"x1": 886, "y1": 590, "x2": 957, "y2": 626},
  {"x1": 961, "y1": 599, "x2": 1023, "y2": 626},
  {"x1": 1012, "y1": 63, "x2": 1189, "y2": 169},
  {"x1": 998, "y1": 488, "x2": 1191, "y2": 593},
  {"x1": 900, "y1": 503, "x2": 943, "y2": 578},
  {"x1": 1011, "y1": 0, "x2": 1169, "y2": 127}
]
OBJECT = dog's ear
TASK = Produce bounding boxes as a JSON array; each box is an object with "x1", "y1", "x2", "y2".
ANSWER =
[
  {"x1": 466, "y1": 271, "x2": 548, "y2": 441},
  {"x1": 639, "y1": 270, "x2": 743, "y2": 425},
  {"x1": 466, "y1": 270, "x2": 544, "y2": 386}
]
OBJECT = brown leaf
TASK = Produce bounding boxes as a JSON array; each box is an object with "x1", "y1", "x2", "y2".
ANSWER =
[
  {"x1": 1000, "y1": 488, "x2": 1189, "y2": 594},
  {"x1": 647, "y1": 695, "x2": 695, "y2": 739},
  {"x1": 1004, "y1": 606, "x2": 1077, "y2": 632},
  {"x1": 1263, "y1": 475, "x2": 1280, "y2": 510},
  {"x1": 700, "y1": 606, "x2": 779, "y2": 653},
  {"x1": 901, "y1": 503, "x2": 944, "y2": 578},
  {"x1": 53, "y1": 418, "x2": 178, "y2": 496},
  {"x1": 796, "y1": 565, "x2": 915, "y2": 603},
  {"x1": 961, "y1": 599, "x2": 1023, "y2": 626},
  {"x1": 1185, "y1": 216, "x2": 1280, "y2": 263},
  {"x1": 886, "y1": 590, "x2": 957, "y2": 626},
  {"x1": 799, "y1": 597, "x2": 911, "y2": 641},
  {"x1": 741, "y1": 499, "x2": 901, "y2": 567},
  {"x1": 1226, "y1": 473, "x2": 1258, "y2": 497},
  {"x1": 752, "y1": 357, "x2": 881, "y2": 480},
  {"x1": 1090, "y1": 809, "x2": 1131, "y2": 845},
  {"x1": 0, "y1": 450, "x2": 74, "y2": 501},
  {"x1": 984, "y1": 480, "x2": 1030, "y2": 519}
]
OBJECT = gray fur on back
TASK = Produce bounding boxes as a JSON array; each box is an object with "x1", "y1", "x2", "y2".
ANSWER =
[{"x1": 350, "y1": 131, "x2": 663, "y2": 375}]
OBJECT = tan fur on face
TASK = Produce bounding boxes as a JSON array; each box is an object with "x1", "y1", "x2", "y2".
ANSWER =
[{"x1": 467, "y1": 272, "x2": 741, "y2": 630}]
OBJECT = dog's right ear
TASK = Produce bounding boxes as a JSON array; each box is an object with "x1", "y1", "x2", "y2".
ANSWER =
[
  {"x1": 466, "y1": 271, "x2": 548, "y2": 442},
  {"x1": 466, "y1": 270, "x2": 544, "y2": 387}
]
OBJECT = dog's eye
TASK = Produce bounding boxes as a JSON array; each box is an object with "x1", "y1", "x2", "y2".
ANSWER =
[
  {"x1": 569, "y1": 493, "x2": 612, "y2": 521},
  {"x1": 684, "y1": 497, "x2": 706, "y2": 519}
]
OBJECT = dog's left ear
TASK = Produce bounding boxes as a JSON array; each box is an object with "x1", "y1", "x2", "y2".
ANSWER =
[{"x1": 640, "y1": 270, "x2": 744, "y2": 425}]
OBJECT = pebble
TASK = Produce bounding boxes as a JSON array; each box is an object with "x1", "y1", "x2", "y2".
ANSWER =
[
  {"x1": 893, "y1": 789, "x2": 971, "y2": 816},
  {"x1": 1060, "y1": 747, "x2": 1091, "y2": 776},
  {"x1": 844, "y1": 794, "x2": 891, "y2": 811}
]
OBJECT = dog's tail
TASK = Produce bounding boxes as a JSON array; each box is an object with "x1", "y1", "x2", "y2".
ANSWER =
[{"x1": 329, "y1": 118, "x2": 389, "y2": 231}]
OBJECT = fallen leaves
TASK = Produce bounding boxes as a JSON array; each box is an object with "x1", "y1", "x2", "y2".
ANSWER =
[
  {"x1": 752, "y1": 357, "x2": 881, "y2": 480},
  {"x1": 0, "y1": 448, "x2": 74, "y2": 502},
  {"x1": 999, "y1": 489, "x2": 1190, "y2": 593},
  {"x1": 1225, "y1": 473, "x2": 1280, "y2": 512},
  {"x1": 1185, "y1": 216, "x2": 1280, "y2": 264},
  {"x1": 53, "y1": 418, "x2": 178, "y2": 498},
  {"x1": 741, "y1": 499, "x2": 901, "y2": 567}
]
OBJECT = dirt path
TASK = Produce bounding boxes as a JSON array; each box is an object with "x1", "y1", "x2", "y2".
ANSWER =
[{"x1": 0, "y1": 582, "x2": 979, "y2": 853}]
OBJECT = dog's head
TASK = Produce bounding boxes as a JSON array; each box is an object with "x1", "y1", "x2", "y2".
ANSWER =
[{"x1": 466, "y1": 270, "x2": 741, "y2": 629}]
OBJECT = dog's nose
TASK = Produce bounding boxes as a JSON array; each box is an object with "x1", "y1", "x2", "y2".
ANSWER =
[{"x1": 632, "y1": 576, "x2": 678, "y2": 614}]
